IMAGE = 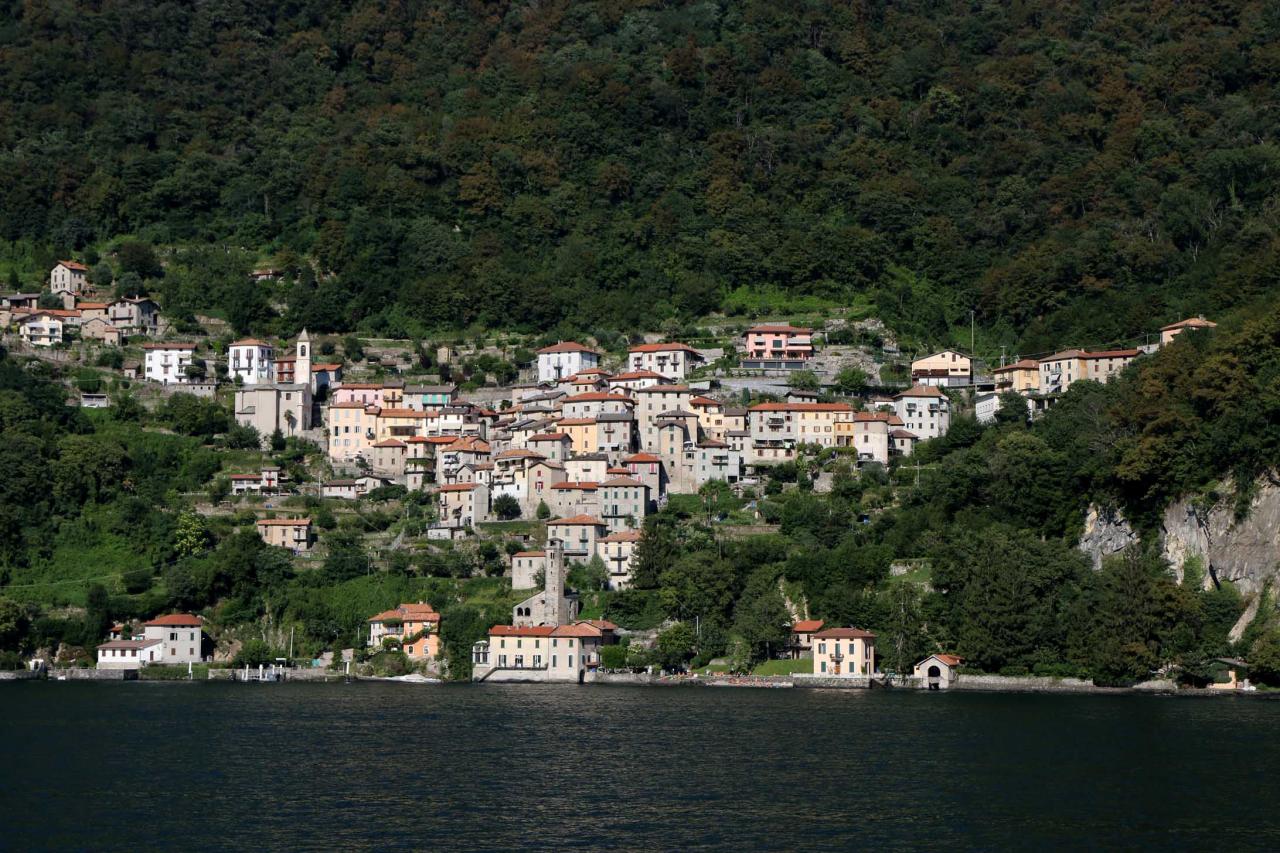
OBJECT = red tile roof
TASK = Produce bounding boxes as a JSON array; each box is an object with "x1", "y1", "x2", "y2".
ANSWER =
[
  {"x1": 57, "y1": 259, "x2": 89, "y2": 271},
  {"x1": 143, "y1": 613, "x2": 203, "y2": 628},
  {"x1": 368, "y1": 603, "x2": 439, "y2": 623},
  {"x1": 528, "y1": 432, "x2": 571, "y2": 442},
  {"x1": 257, "y1": 517, "x2": 311, "y2": 526},
  {"x1": 550, "y1": 514, "x2": 606, "y2": 526},
  {"x1": 750, "y1": 403, "x2": 852, "y2": 412},
  {"x1": 894, "y1": 385, "x2": 947, "y2": 399},
  {"x1": 814, "y1": 627, "x2": 876, "y2": 639},
  {"x1": 550, "y1": 481, "x2": 600, "y2": 491},
  {"x1": 629, "y1": 342, "x2": 700, "y2": 354},
  {"x1": 602, "y1": 476, "x2": 643, "y2": 487},
  {"x1": 563, "y1": 392, "x2": 633, "y2": 403},
  {"x1": 791, "y1": 619, "x2": 824, "y2": 633},
  {"x1": 537, "y1": 341, "x2": 599, "y2": 355},
  {"x1": 624, "y1": 453, "x2": 661, "y2": 463},
  {"x1": 598, "y1": 531, "x2": 642, "y2": 543},
  {"x1": 437, "y1": 483, "x2": 482, "y2": 492},
  {"x1": 513, "y1": 550, "x2": 546, "y2": 558}
]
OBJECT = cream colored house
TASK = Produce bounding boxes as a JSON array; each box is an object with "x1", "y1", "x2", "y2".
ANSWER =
[
  {"x1": 748, "y1": 402, "x2": 853, "y2": 464},
  {"x1": 634, "y1": 385, "x2": 693, "y2": 451},
  {"x1": 473, "y1": 621, "x2": 616, "y2": 683},
  {"x1": 599, "y1": 477, "x2": 647, "y2": 532},
  {"x1": 1160, "y1": 316, "x2": 1216, "y2": 346},
  {"x1": 18, "y1": 312, "x2": 64, "y2": 346},
  {"x1": 546, "y1": 515, "x2": 608, "y2": 563},
  {"x1": 96, "y1": 613, "x2": 207, "y2": 669},
  {"x1": 256, "y1": 517, "x2": 314, "y2": 553},
  {"x1": 596, "y1": 530, "x2": 641, "y2": 589},
  {"x1": 627, "y1": 342, "x2": 705, "y2": 380},
  {"x1": 235, "y1": 384, "x2": 312, "y2": 442},
  {"x1": 910, "y1": 350, "x2": 972, "y2": 386},
  {"x1": 914, "y1": 654, "x2": 963, "y2": 689},
  {"x1": 437, "y1": 483, "x2": 489, "y2": 527},
  {"x1": 50, "y1": 260, "x2": 89, "y2": 297},
  {"x1": 835, "y1": 412, "x2": 892, "y2": 466},
  {"x1": 812, "y1": 627, "x2": 876, "y2": 677},
  {"x1": 511, "y1": 550, "x2": 547, "y2": 590}
]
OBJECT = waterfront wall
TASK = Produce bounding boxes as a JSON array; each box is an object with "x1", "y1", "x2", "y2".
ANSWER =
[
  {"x1": 208, "y1": 667, "x2": 348, "y2": 682},
  {"x1": 0, "y1": 670, "x2": 42, "y2": 681},
  {"x1": 793, "y1": 674, "x2": 874, "y2": 689},
  {"x1": 951, "y1": 674, "x2": 1178, "y2": 694},
  {"x1": 51, "y1": 668, "x2": 137, "y2": 681}
]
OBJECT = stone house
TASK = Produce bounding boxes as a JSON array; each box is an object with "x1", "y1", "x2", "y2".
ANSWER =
[{"x1": 256, "y1": 517, "x2": 313, "y2": 553}]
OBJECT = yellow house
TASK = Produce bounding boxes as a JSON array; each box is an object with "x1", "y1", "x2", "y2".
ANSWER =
[
  {"x1": 256, "y1": 517, "x2": 314, "y2": 553},
  {"x1": 556, "y1": 418, "x2": 598, "y2": 455},
  {"x1": 812, "y1": 627, "x2": 876, "y2": 676},
  {"x1": 376, "y1": 407, "x2": 429, "y2": 441},
  {"x1": 689, "y1": 395, "x2": 727, "y2": 441},
  {"x1": 993, "y1": 359, "x2": 1040, "y2": 393}
]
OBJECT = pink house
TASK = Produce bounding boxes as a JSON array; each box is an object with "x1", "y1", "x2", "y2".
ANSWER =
[{"x1": 742, "y1": 325, "x2": 813, "y2": 363}]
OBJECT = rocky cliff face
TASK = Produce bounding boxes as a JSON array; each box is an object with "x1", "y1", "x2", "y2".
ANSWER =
[{"x1": 1079, "y1": 479, "x2": 1280, "y2": 637}]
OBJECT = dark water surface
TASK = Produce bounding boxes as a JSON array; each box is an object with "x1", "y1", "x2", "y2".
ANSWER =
[{"x1": 2, "y1": 682, "x2": 1278, "y2": 851}]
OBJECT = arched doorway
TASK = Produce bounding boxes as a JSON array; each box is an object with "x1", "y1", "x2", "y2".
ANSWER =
[{"x1": 927, "y1": 664, "x2": 941, "y2": 690}]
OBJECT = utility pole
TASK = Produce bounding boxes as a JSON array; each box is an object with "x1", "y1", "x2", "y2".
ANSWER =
[
  {"x1": 1000, "y1": 345, "x2": 1007, "y2": 368},
  {"x1": 970, "y1": 309, "x2": 976, "y2": 355}
]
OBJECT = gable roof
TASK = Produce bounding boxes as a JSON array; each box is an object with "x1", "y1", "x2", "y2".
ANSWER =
[
  {"x1": 537, "y1": 341, "x2": 599, "y2": 355},
  {"x1": 1161, "y1": 317, "x2": 1216, "y2": 332},
  {"x1": 143, "y1": 613, "x2": 203, "y2": 628},
  {"x1": 814, "y1": 627, "x2": 876, "y2": 640},
  {"x1": 629, "y1": 342, "x2": 701, "y2": 354},
  {"x1": 791, "y1": 619, "x2": 824, "y2": 633},
  {"x1": 893, "y1": 385, "x2": 947, "y2": 399},
  {"x1": 55, "y1": 259, "x2": 89, "y2": 271},
  {"x1": 549, "y1": 514, "x2": 607, "y2": 526}
]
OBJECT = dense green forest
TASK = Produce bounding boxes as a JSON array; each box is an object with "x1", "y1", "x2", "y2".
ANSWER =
[
  {"x1": 3, "y1": 1, "x2": 1279, "y2": 349},
  {"x1": 4, "y1": 304, "x2": 1280, "y2": 683}
]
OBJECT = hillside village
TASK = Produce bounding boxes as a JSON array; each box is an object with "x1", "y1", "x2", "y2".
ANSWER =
[{"x1": 0, "y1": 257, "x2": 1230, "y2": 685}]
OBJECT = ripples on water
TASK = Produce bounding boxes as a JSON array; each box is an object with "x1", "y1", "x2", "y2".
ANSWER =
[{"x1": 2, "y1": 683, "x2": 1278, "y2": 851}]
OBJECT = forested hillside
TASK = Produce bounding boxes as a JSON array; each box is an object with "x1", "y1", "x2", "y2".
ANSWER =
[{"x1": 3, "y1": 1, "x2": 1279, "y2": 348}]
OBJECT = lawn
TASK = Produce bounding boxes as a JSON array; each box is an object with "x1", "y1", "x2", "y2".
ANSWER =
[{"x1": 751, "y1": 658, "x2": 812, "y2": 676}]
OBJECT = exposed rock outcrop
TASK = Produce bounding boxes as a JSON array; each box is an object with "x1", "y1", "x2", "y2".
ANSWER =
[
  {"x1": 1078, "y1": 504, "x2": 1139, "y2": 571},
  {"x1": 1078, "y1": 479, "x2": 1280, "y2": 638}
]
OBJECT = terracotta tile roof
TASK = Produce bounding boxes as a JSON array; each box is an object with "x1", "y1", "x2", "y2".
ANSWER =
[
  {"x1": 528, "y1": 432, "x2": 570, "y2": 442},
  {"x1": 231, "y1": 338, "x2": 272, "y2": 347},
  {"x1": 555, "y1": 418, "x2": 597, "y2": 426},
  {"x1": 745, "y1": 324, "x2": 810, "y2": 334},
  {"x1": 891, "y1": 429, "x2": 917, "y2": 439},
  {"x1": 550, "y1": 481, "x2": 600, "y2": 490},
  {"x1": 56, "y1": 259, "x2": 89, "y2": 271},
  {"x1": 551, "y1": 623, "x2": 603, "y2": 638},
  {"x1": 893, "y1": 385, "x2": 947, "y2": 399},
  {"x1": 372, "y1": 439, "x2": 406, "y2": 447},
  {"x1": 338, "y1": 382, "x2": 384, "y2": 390},
  {"x1": 1081, "y1": 349, "x2": 1140, "y2": 359},
  {"x1": 1161, "y1": 317, "x2": 1216, "y2": 331},
  {"x1": 624, "y1": 453, "x2": 661, "y2": 463},
  {"x1": 993, "y1": 359, "x2": 1040, "y2": 372},
  {"x1": 549, "y1": 514, "x2": 606, "y2": 526},
  {"x1": 598, "y1": 531, "x2": 642, "y2": 543},
  {"x1": 611, "y1": 370, "x2": 666, "y2": 381},
  {"x1": 143, "y1": 613, "x2": 203, "y2": 628},
  {"x1": 495, "y1": 448, "x2": 545, "y2": 460},
  {"x1": 437, "y1": 483, "x2": 482, "y2": 492},
  {"x1": 636, "y1": 384, "x2": 690, "y2": 393},
  {"x1": 629, "y1": 342, "x2": 700, "y2": 354},
  {"x1": 576, "y1": 619, "x2": 619, "y2": 631},
  {"x1": 368, "y1": 603, "x2": 439, "y2": 623},
  {"x1": 489, "y1": 625, "x2": 557, "y2": 637},
  {"x1": 76, "y1": 301, "x2": 109, "y2": 309},
  {"x1": 689, "y1": 395, "x2": 721, "y2": 407},
  {"x1": 750, "y1": 403, "x2": 852, "y2": 412},
  {"x1": 537, "y1": 341, "x2": 599, "y2": 355},
  {"x1": 791, "y1": 619, "x2": 824, "y2": 633},
  {"x1": 929, "y1": 654, "x2": 964, "y2": 666},
  {"x1": 422, "y1": 435, "x2": 459, "y2": 444},
  {"x1": 602, "y1": 476, "x2": 643, "y2": 487},
  {"x1": 814, "y1": 627, "x2": 876, "y2": 639},
  {"x1": 256, "y1": 517, "x2": 311, "y2": 526},
  {"x1": 563, "y1": 392, "x2": 633, "y2": 403},
  {"x1": 513, "y1": 550, "x2": 546, "y2": 558}
]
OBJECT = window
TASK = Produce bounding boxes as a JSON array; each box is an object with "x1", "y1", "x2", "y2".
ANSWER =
[
  {"x1": 170, "y1": 632, "x2": 176, "y2": 641},
  {"x1": 821, "y1": 661, "x2": 827, "y2": 673},
  {"x1": 568, "y1": 655, "x2": 574, "y2": 668},
  {"x1": 818, "y1": 642, "x2": 826, "y2": 654}
]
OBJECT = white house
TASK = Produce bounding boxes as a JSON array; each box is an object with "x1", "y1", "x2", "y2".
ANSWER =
[
  {"x1": 228, "y1": 338, "x2": 275, "y2": 385},
  {"x1": 96, "y1": 613, "x2": 206, "y2": 670},
  {"x1": 914, "y1": 654, "x2": 963, "y2": 690},
  {"x1": 143, "y1": 343, "x2": 198, "y2": 384},
  {"x1": 893, "y1": 386, "x2": 950, "y2": 441},
  {"x1": 536, "y1": 342, "x2": 601, "y2": 383}
]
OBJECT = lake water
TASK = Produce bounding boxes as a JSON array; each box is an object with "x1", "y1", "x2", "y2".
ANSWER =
[{"x1": 2, "y1": 683, "x2": 1278, "y2": 851}]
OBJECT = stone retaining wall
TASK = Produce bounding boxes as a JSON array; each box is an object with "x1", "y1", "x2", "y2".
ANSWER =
[
  {"x1": 793, "y1": 674, "x2": 875, "y2": 689},
  {"x1": 50, "y1": 668, "x2": 137, "y2": 681}
]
